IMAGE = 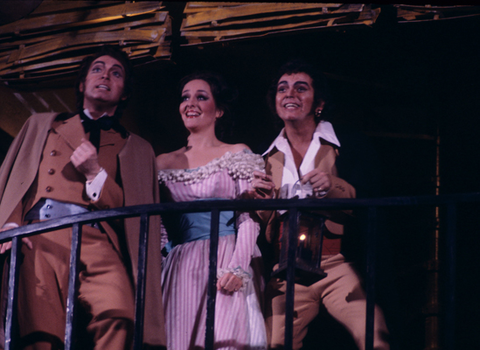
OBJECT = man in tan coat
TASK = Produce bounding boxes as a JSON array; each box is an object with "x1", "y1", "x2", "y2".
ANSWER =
[
  {"x1": 252, "y1": 59, "x2": 389, "y2": 350},
  {"x1": 0, "y1": 46, "x2": 165, "y2": 349}
]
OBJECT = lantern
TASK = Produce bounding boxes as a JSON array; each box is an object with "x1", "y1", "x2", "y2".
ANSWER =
[{"x1": 272, "y1": 209, "x2": 327, "y2": 286}]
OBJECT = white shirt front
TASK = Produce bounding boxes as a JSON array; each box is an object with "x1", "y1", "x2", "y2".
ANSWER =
[
  {"x1": 263, "y1": 121, "x2": 340, "y2": 199},
  {"x1": 82, "y1": 109, "x2": 109, "y2": 201}
]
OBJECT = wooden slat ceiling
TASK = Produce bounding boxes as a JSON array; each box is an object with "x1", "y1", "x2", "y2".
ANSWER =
[
  {"x1": 1, "y1": 2, "x2": 480, "y2": 82},
  {"x1": 180, "y1": 2, "x2": 381, "y2": 46},
  {"x1": 395, "y1": 4, "x2": 480, "y2": 22},
  {"x1": 180, "y1": 2, "x2": 480, "y2": 46},
  {"x1": 0, "y1": 1, "x2": 171, "y2": 82}
]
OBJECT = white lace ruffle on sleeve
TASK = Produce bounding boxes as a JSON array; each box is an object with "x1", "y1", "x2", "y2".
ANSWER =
[{"x1": 217, "y1": 266, "x2": 252, "y2": 291}]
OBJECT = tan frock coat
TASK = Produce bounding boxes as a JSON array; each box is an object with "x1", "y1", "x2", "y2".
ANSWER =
[{"x1": 0, "y1": 113, "x2": 165, "y2": 347}]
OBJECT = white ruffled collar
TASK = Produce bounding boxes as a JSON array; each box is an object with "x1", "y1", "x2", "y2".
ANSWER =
[{"x1": 158, "y1": 149, "x2": 265, "y2": 185}]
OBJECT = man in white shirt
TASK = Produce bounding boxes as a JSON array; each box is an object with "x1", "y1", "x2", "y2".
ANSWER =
[{"x1": 253, "y1": 59, "x2": 389, "y2": 350}]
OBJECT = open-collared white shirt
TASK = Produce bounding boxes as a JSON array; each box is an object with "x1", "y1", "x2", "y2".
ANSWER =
[{"x1": 263, "y1": 121, "x2": 340, "y2": 199}]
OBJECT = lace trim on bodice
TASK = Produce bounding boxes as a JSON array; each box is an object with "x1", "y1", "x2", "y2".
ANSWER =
[{"x1": 158, "y1": 149, "x2": 265, "y2": 185}]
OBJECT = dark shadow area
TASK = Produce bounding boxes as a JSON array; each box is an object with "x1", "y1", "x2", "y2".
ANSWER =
[
  {"x1": 0, "y1": 129, "x2": 13, "y2": 163},
  {"x1": 1, "y1": 2, "x2": 479, "y2": 349}
]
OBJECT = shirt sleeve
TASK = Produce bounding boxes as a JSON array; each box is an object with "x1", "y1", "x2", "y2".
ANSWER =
[
  {"x1": 160, "y1": 219, "x2": 169, "y2": 252},
  {"x1": 88, "y1": 168, "x2": 124, "y2": 210},
  {"x1": 85, "y1": 168, "x2": 108, "y2": 201},
  {"x1": 227, "y1": 176, "x2": 260, "y2": 273}
]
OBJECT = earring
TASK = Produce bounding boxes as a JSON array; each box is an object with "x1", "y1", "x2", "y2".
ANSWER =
[{"x1": 315, "y1": 109, "x2": 322, "y2": 118}]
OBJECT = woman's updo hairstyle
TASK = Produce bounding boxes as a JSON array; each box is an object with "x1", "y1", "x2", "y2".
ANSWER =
[{"x1": 179, "y1": 71, "x2": 238, "y2": 141}]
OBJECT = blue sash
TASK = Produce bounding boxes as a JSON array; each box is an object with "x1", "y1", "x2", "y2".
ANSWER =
[{"x1": 164, "y1": 207, "x2": 236, "y2": 253}]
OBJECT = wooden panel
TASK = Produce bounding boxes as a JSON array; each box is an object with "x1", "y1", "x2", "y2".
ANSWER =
[
  {"x1": 394, "y1": 4, "x2": 480, "y2": 22},
  {"x1": 180, "y1": 2, "x2": 379, "y2": 46},
  {"x1": 0, "y1": 2, "x2": 164, "y2": 36},
  {"x1": 0, "y1": 12, "x2": 169, "y2": 53},
  {"x1": 182, "y1": 3, "x2": 345, "y2": 28},
  {"x1": 0, "y1": 1, "x2": 171, "y2": 82},
  {"x1": 181, "y1": 3, "x2": 480, "y2": 46}
]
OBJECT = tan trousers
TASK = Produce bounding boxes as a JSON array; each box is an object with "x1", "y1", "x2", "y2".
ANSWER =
[
  {"x1": 17, "y1": 225, "x2": 135, "y2": 350},
  {"x1": 265, "y1": 254, "x2": 390, "y2": 350}
]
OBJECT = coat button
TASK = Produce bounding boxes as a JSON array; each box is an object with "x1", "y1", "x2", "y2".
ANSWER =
[
  {"x1": 50, "y1": 150, "x2": 57, "y2": 156},
  {"x1": 45, "y1": 186, "x2": 53, "y2": 192},
  {"x1": 48, "y1": 168, "x2": 55, "y2": 175}
]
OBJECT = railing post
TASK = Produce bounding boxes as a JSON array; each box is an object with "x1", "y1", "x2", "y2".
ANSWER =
[
  {"x1": 445, "y1": 203, "x2": 456, "y2": 350},
  {"x1": 284, "y1": 207, "x2": 299, "y2": 350},
  {"x1": 4, "y1": 237, "x2": 20, "y2": 350},
  {"x1": 65, "y1": 223, "x2": 83, "y2": 350},
  {"x1": 205, "y1": 209, "x2": 220, "y2": 350},
  {"x1": 0, "y1": 195, "x2": 473, "y2": 350},
  {"x1": 365, "y1": 206, "x2": 377, "y2": 350},
  {"x1": 133, "y1": 213, "x2": 150, "y2": 350}
]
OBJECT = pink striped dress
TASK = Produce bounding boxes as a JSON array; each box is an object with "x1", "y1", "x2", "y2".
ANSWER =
[{"x1": 159, "y1": 149, "x2": 267, "y2": 350}]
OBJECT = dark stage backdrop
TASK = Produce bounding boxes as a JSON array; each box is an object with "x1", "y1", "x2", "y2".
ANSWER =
[{"x1": 1, "y1": 3, "x2": 479, "y2": 349}]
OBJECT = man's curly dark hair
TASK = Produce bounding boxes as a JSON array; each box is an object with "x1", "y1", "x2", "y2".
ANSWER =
[{"x1": 266, "y1": 58, "x2": 334, "y2": 127}]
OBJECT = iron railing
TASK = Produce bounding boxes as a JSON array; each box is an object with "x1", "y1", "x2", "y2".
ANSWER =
[{"x1": 1, "y1": 193, "x2": 478, "y2": 350}]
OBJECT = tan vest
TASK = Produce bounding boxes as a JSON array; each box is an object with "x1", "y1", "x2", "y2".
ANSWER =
[
  {"x1": 262, "y1": 142, "x2": 356, "y2": 247},
  {"x1": 23, "y1": 117, "x2": 126, "y2": 216},
  {"x1": 0, "y1": 112, "x2": 166, "y2": 346}
]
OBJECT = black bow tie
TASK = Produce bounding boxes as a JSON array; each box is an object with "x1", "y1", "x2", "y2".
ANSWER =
[{"x1": 79, "y1": 111, "x2": 127, "y2": 151}]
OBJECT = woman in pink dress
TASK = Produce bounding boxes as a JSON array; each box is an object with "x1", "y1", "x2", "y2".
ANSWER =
[{"x1": 157, "y1": 71, "x2": 267, "y2": 350}]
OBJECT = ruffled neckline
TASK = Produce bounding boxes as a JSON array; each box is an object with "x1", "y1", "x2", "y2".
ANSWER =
[{"x1": 158, "y1": 149, "x2": 264, "y2": 185}]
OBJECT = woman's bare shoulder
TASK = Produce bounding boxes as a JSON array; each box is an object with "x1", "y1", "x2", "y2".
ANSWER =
[
  {"x1": 225, "y1": 143, "x2": 251, "y2": 154},
  {"x1": 156, "y1": 148, "x2": 185, "y2": 170}
]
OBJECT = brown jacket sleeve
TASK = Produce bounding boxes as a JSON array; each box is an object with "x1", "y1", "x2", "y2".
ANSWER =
[
  {"x1": 3, "y1": 202, "x2": 23, "y2": 227},
  {"x1": 314, "y1": 143, "x2": 356, "y2": 235}
]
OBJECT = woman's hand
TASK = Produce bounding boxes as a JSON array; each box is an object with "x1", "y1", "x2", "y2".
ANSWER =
[
  {"x1": 250, "y1": 170, "x2": 275, "y2": 199},
  {"x1": 217, "y1": 272, "x2": 243, "y2": 293},
  {"x1": 301, "y1": 169, "x2": 332, "y2": 198}
]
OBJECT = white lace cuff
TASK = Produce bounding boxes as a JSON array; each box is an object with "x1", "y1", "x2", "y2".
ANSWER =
[{"x1": 217, "y1": 266, "x2": 251, "y2": 291}]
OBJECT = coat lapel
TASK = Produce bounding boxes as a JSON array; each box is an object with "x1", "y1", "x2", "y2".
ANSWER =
[
  {"x1": 0, "y1": 113, "x2": 58, "y2": 227},
  {"x1": 267, "y1": 141, "x2": 338, "y2": 190},
  {"x1": 314, "y1": 141, "x2": 338, "y2": 176},
  {"x1": 266, "y1": 150, "x2": 285, "y2": 191},
  {"x1": 54, "y1": 114, "x2": 85, "y2": 151}
]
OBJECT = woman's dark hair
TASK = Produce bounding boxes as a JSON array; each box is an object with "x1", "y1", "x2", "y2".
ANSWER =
[
  {"x1": 75, "y1": 45, "x2": 134, "y2": 117},
  {"x1": 266, "y1": 58, "x2": 333, "y2": 124},
  {"x1": 179, "y1": 71, "x2": 238, "y2": 141}
]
